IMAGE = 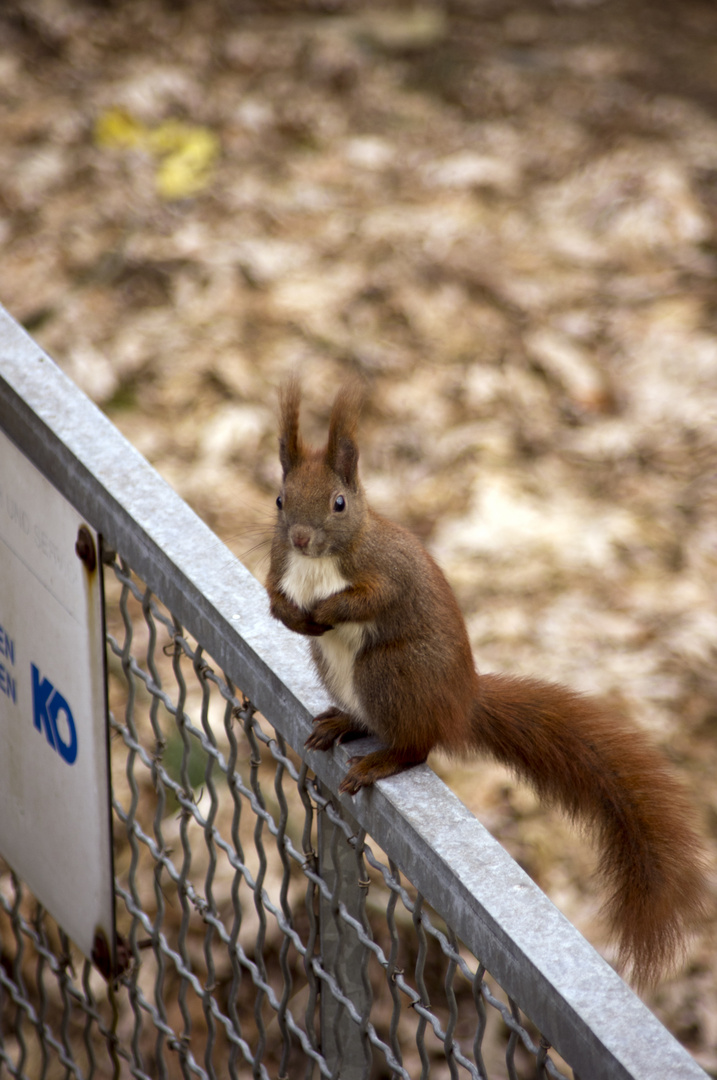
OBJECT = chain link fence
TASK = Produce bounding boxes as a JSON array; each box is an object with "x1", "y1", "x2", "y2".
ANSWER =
[
  {"x1": 0, "y1": 552, "x2": 571, "y2": 1080},
  {"x1": 0, "y1": 306, "x2": 709, "y2": 1080}
]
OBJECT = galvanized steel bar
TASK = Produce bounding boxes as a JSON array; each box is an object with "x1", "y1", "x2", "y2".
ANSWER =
[
  {"x1": 317, "y1": 793, "x2": 371, "y2": 1079},
  {"x1": 0, "y1": 304, "x2": 708, "y2": 1080}
]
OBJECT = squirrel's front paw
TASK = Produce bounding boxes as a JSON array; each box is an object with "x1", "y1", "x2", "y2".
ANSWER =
[
  {"x1": 273, "y1": 596, "x2": 333, "y2": 636},
  {"x1": 300, "y1": 616, "x2": 334, "y2": 637}
]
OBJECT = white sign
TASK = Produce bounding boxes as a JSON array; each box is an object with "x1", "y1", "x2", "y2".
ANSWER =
[{"x1": 0, "y1": 427, "x2": 115, "y2": 974}]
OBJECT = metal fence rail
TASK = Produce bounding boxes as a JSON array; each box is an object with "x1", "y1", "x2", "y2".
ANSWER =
[{"x1": 0, "y1": 305, "x2": 708, "y2": 1080}]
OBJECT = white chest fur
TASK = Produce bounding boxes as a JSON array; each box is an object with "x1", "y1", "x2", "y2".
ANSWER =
[
  {"x1": 280, "y1": 551, "x2": 370, "y2": 719},
  {"x1": 280, "y1": 550, "x2": 350, "y2": 608}
]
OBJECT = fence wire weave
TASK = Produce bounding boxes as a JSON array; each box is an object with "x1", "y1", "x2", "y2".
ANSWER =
[{"x1": 0, "y1": 553, "x2": 567, "y2": 1080}]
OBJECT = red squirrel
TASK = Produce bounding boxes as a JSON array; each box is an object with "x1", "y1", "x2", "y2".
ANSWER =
[{"x1": 266, "y1": 377, "x2": 708, "y2": 987}]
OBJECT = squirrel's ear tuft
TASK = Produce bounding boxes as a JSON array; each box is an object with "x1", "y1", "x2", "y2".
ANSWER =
[
  {"x1": 327, "y1": 381, "x2": 363, "y2": 487},
  {"x1": 278, "y1": 375, "x2": 305, "y2": 476}
]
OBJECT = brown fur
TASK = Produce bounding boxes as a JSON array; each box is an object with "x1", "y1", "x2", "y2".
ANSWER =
[{"x1": 266, "y1": 381, "x2": 709, "y2": 987}]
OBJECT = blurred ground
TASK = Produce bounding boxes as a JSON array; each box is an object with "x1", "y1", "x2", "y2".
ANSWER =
[{"x1": 1, "y1": 0, "x2": 717, "y2": 1071}]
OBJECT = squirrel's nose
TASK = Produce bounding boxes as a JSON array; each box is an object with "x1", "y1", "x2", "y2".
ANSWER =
[{"x1": 290, "y1": 526, "x2": 312, "y2": 550}]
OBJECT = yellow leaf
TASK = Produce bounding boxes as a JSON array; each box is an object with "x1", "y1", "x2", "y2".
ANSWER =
[
  {"x1": 94, "y1": 109, "x2": 219, "y2": 199},
  {"x1": 94, "y1": 108, "x2": 146, "y2": 149},
  {"x1": 153, "y1": 127, "x2": 220, "y2": 200}
]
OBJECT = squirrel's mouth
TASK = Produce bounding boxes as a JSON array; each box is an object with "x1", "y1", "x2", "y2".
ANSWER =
[{"x1": 293, "y1": 547, "x2": 329, "y2": 559}]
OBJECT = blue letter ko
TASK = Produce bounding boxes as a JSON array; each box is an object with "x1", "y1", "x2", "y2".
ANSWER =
[{"x1": 31, "y1": 664, "x2": 78, "y2": 765}]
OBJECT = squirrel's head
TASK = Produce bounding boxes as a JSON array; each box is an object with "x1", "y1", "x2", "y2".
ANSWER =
[{"x1": 275, "y1": 378, "x2": 367, "y2": 558}]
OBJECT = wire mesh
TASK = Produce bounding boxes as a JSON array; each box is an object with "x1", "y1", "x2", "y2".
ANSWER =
[{"x1": 0, "y1": 552, "x2": 571, "y2": 1080}]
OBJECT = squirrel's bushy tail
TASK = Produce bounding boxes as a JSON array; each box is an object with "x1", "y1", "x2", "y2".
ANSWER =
[{"x1": 472, "y1": 673, "x2": 709, "y2": 988}]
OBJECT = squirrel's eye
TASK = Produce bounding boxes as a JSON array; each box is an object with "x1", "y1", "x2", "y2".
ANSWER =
[
  {"x1": 333, "y1": 495, "x2": 346, "y2": 513},
  {"x1": 276, "y1": 495, "x2": 283, "y2": 510}
]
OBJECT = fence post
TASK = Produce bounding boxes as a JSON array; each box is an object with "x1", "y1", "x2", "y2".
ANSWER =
[{"x1": 317, "y1": 789, "x2": 372, "y2": 1079}]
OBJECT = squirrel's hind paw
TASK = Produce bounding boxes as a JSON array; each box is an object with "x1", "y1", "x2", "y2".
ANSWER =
[
  {"x1": 305, "y1": 709, "x2": 362, "y2": 752},
  {"x1": 339, "y1": 748, "x2": 427, "y2": 795}
]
